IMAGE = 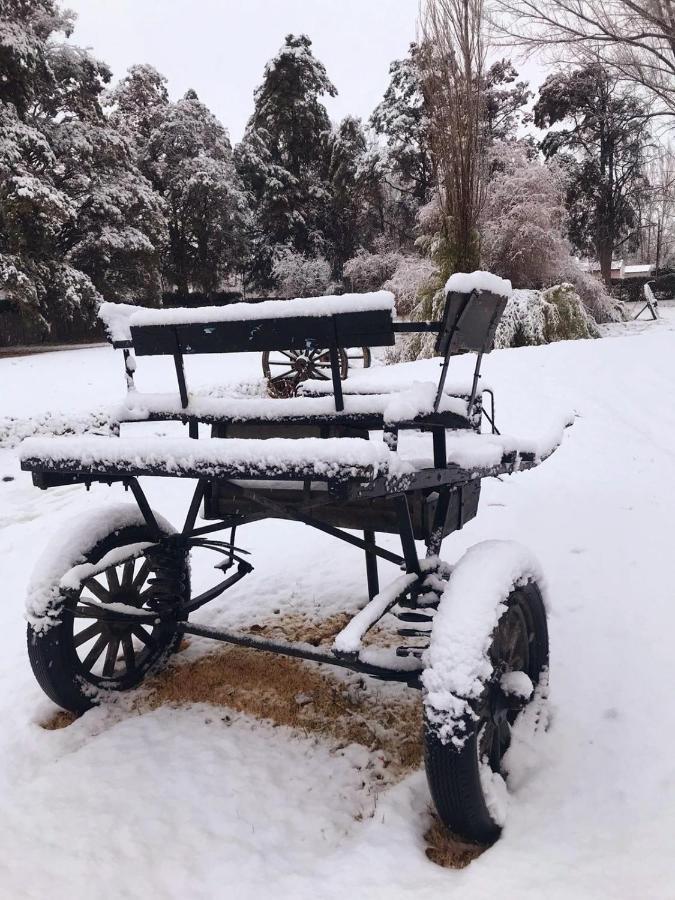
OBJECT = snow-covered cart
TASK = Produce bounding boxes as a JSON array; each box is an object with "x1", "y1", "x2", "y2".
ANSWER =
[{"x1": 20, "y1": 275, "x2": 562, "y2": 845}]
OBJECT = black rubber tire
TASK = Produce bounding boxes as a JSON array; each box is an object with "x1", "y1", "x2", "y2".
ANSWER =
[
  {"x1": 27, "y1": 524, "x2": 189, "y2": 714},
  {"x1": 424, "y1": 581, "x2": 548, "y2": 844}
]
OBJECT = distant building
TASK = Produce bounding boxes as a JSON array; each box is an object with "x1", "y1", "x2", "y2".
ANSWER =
[{"x1": 580, "y1": 259, "x2": 655, "y2": 282}]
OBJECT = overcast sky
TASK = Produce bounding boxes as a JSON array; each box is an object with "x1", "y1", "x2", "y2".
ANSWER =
[{"x1": 65, "y1": 0, "x2": 421, "y2": 142}]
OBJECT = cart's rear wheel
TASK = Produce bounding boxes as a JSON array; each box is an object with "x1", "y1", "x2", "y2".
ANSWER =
[
  {"x1": 424, "y1": 581, "x2": 548, "y2": 845},
  {"x1": 345, "y1": 346, "x2": 372, "y2": 368},
  {"x1": 262, "y1": 347, "x2": 348, "y2": 397},
  {"x1": 27, "y1": 524, "x2": 189, "y2": 714}
]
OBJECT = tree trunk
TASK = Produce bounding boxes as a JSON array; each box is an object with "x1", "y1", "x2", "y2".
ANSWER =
[{"x1": 598, "y1": 242, "x2": 613, "y2": 289}]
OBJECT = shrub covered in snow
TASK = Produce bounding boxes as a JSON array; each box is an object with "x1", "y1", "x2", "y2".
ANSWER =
[
  {"x1": 495, "y1": 285, "x2": 599, "y2": 348},
  {"x1": 381, "y1": 255, "x2": 437, "y2": 317},
  {"x1": 272, "y1": 249, "x2": 332, "y2": 298},
  {"x1": 480, "y1": 146, "x2": 570, "y2": 290},
  {"x1": 342, "y1": 249, "x2": 401, "y2": 292}
]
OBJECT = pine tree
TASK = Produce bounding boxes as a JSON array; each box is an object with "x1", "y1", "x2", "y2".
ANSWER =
[
  {"x1": 143, "y1": 90, "x2": 250, "y2": 296},
  {"x1": 371, "y1": 44, "x2": 434, "y2": 208},
  {"x1": 236, "y1": 34, "x2": 337, "y2": 289},
  {"x1": 105, "y1": 64, "x2": 170, "y2": 150},
  {"x1": 0, "y1": 1, "x2": 169, "y2": 326},
  {"x1": 534, "y1": 64, "x2": 649, "y2": 287}
]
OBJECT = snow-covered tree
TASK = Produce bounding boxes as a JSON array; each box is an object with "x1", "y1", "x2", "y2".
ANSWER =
[
  {"x1": 0, "y1": 2, "x2": 170, "y2": 325},
  {"x1": 534, "y1": 64, "x2": 649, "y2": 287},
  {"x1": 371, "y1": 44, "x2": 434, "y2": 208},
  {"x1": 236, "y1": 34, "x2": 336, "y2": 289},
  {"x1": 144, "y1": 90, "x2": 250, "y2": 296},
  {"x1": 105, "y1": 64, "x2": 170, "y2": 150}
]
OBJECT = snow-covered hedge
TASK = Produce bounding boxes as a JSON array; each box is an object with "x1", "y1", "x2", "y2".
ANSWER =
[
  {"x1": 272, "y1": 249, "x2": 332, "y2": 298},
  {"x1": 390, "y1": 281, "x2": 599, "y2": 361},
  {"x1": 494, "y1": 284, "x2": 599, "y2": 349},
  {"x1": 342, "y1": 249, "x2": 401, "y2": 293},
  {"x1": 381, "y1": 255, "x2": 437, "y2": 317}
]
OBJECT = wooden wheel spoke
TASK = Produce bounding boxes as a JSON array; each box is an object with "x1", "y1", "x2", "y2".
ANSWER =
[
  {"x1": 121, "y1": 560, "x2": 135, "y2": 588},
  {"x1": 106, "y1": 567, "x2": 120, "y2": 592},
  {"x1": 271, "y1": 372, "x2": 295, "y2": 383},
  {"x1": 74, "y1": 622, "x2": 102, "y2": 647},
  {"x1": 132, "y1": 559, "x2": 150, "y2": 590},
  {"x1": 122, "y1": 635, "x2": 136, "y2": 672},
  {"x1": 83, "y1": 577, "x2": 111, "y2": 602},
  {"x1": 81, "y1": 633, "x2": 109, "y2": 671},
  {"x1": 132, "y1": 625, "x2": 154, "y2": 647},
  {"x1": 102, "y1": 638, "x2": 120, "y2": 678}
]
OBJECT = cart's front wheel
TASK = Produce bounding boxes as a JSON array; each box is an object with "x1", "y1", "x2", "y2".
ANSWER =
[
  {"x1": 424, "y1": 579, "x2": 548, "y2": 845},
  {"x1": 27, "y1": 524, "x2": 189, "y2": 714}
]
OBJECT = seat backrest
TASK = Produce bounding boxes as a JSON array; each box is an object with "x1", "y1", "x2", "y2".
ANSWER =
[
  {"x1": 98, "y1": 293, "x2": 396, "y2": 357},
  {"x1": 435, "y1": 289, "x2": 508, "y2": 357},
  {"x1": 130, "y1": 307, "x2": 395, "y2": 357}
]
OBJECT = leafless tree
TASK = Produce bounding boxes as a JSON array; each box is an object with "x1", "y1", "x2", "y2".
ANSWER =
[
  {"x1": 638, "y1": 145, "x2": 675, "y2": 269},
  {"x1": 491, "y1": 1, "x2": 675, "y2": 116},
  {"x1": 419, "y1": 0, "x2": 488, "y2": 272}
]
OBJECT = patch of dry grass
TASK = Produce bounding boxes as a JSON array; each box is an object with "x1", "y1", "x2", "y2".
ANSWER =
[
  {"x1": 142, "y1": 643, "x2": 423, "y2": 774},
  {"x1": 41, "y1": 612, "x2": 422, "y2": 774},
  {"x1": 40, "y1": 611, "x2": 487, "y2": 868},
  {"x1": 40, "y1": 709, "x2": 77, "y2": 731},
  {"x1": 424, "y1": 817, "x2": 487, "y2": 868}
]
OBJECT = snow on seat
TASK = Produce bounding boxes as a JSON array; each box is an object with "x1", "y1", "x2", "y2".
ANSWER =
[
  {"x1": 19, "y1": 435, "x2": 410, "y2": 482},
  {"x1": 113, "y1": 382, "x2": 472, "y2": 426}
]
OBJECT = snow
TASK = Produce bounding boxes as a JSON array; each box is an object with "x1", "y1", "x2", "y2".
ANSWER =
[
  {"x1": 500, "y1": 671, "x2": 534, "y2": 700},
  {"x1": 99, "y1": 291, "x2": 396, "y2": 343},
  {"x1": 20, "y1": 434, "x2": 409, "y2": 481},
  {"x1": 445, "y1": 271, "x2": 513, "y2": 299},
  {"x1": 478, "y1": 760, "x2": 509, "y2": 827},
  {"x1": 300, "y1": 356, "x2": 494, "y2": 396},
  {"x1": 2, "y1": 306, "x2": 675, "y2": 896},
  {"x1": 333, "y1": 571, "x2": 420, "y2": 654},
  {"x1": 422, "y1": 541, "x2": 545, "y2": 748}
]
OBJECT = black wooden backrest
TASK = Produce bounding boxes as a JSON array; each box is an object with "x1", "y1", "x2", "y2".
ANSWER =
[
  {"x1": 130, "y1": 308, "x2": 395, "y2": 357},
  {"x1": 435, "y1": 289, "x2": 508, "y2": 357}
]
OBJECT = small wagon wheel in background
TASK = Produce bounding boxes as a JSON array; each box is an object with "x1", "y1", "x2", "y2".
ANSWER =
[
  {"x1": 345, "y1": 346, "x2": 372, "y2": 368},
  {"x1": 262, "y1": 348, "x2": 348, "y2": 398}
]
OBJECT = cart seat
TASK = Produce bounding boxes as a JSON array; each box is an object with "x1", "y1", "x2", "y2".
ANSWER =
[
  {"x1": 20, "y1": 422, "x2": 566, "y2": 488},
  {"x1": 113, "y1": 382, "x2": 475, "y2": 429},
  {"x1": 20, "y1": 434, "x2": 410, "y2": 483}
]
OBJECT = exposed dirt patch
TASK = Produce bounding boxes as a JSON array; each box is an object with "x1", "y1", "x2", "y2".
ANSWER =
[{"x1": 424, "y1": 817, "x2": 487, "y2": 868}]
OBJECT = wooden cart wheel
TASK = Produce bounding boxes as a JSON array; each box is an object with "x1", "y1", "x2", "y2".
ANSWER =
[
  {"x1": 262, "y1": 347, "x2": 348, "y2": 398},
  {"x1": 345, "y1": 346, "x2": 371, "y2": 368},
  {"x1": 424, "y1": 580, "x2": 548, "y2": 844},
  {"x1": 27, "y1": 523, "x2": 189, "y2": 714}
]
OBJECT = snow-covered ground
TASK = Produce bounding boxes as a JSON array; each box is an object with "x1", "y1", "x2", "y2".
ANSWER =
[{"x1": 1, "y1": 308, "x2": 675, "y2": 898}]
